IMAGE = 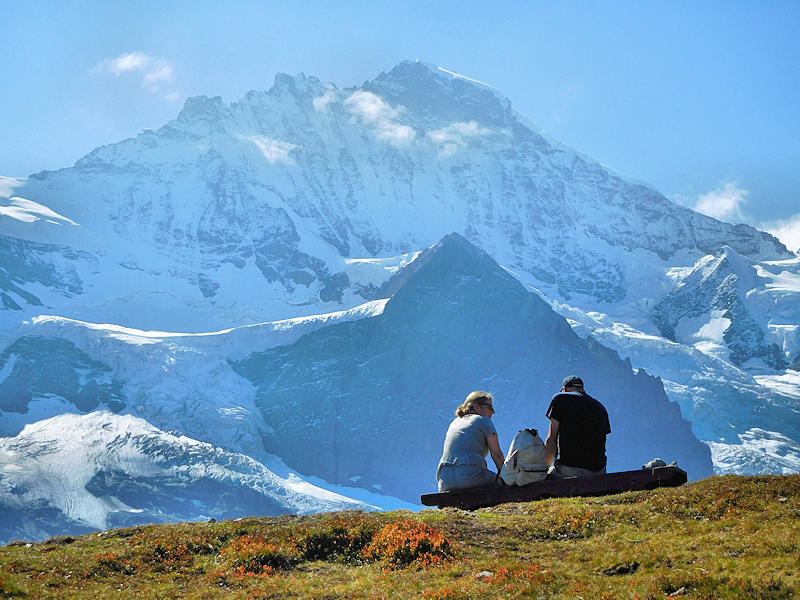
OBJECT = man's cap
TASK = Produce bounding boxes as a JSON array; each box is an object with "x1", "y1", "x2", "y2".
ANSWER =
[{"x1": 562, "y1": 375, "x2": 584, "y2": 388}]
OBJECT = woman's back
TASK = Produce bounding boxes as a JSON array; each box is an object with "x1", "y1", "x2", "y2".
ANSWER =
[{"x1": 438, "y1": 414, "x2": 496, "y2": 468}]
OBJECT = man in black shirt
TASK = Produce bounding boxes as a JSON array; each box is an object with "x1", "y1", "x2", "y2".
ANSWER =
[{"x1": 544, "y1": 375, "x2": 611, "y2": 478}]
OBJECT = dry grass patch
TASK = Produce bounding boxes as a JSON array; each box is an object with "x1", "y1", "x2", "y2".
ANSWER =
[{"x1": 1, "y1": 475, "x2": 798, "y2": 599}]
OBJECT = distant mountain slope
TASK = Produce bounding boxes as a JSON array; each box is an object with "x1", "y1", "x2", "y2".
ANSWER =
[{"x1": 652, "y1": 247, "x2": 796, "y2": 369}]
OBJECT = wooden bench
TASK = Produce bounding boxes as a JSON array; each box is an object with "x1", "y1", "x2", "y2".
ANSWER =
[{"x1": 420, "y1": 465, "x2": 687, "y2": 510}]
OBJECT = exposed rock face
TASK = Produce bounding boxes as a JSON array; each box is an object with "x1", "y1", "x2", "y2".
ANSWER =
[
  {"x1": 0, "y1": 234, "x2": 89, "y2": 307},
  {"x1": 0, "y1": 337, "x2": 125, "y2": 421}
]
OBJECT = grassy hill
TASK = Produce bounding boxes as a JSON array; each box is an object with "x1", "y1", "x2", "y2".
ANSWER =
[{"x1": 1, "y1": 475, "x2": 797, "y2": 599}]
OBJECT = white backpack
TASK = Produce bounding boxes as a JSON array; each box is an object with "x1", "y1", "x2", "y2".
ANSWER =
[{"x1": 500, "y1": 428, "x2": 549, "y2": 486}]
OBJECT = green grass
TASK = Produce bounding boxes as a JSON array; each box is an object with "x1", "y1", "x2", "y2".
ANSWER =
[{"x1": 1, "y1": 475, "x2": 798, "y2": 599}]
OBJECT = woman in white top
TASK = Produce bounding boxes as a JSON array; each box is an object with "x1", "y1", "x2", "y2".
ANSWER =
[{"x1": 436, "y1": 391, "x2": 505, "y2": 492}]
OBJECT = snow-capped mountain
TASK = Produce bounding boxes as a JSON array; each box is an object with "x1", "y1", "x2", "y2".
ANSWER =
[
  {"x1": 652, "y1": 247, "x2": 799, "y2": 369},
  {"x1": 1, "y1": 60, "x2": 798, "y2": 540},
  {"x1": 0, "y1": 61, "x2": 790, "y2": 332},
  {"x1": 0, "y1": 411, "x2": 398, "y2": 545}
]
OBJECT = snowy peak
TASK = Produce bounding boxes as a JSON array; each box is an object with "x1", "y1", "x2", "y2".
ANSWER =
[
  {"x1": 0, "y1": 411, "x2": 377, "y2": 543},
  {"x1": 652, "y1": 247, "x2": 788, "y2": 369},
  {"x1": 675, "y1": 246, "x2": 766, "y2": 296},
  {"x1": 178, "y1": 95, "x2": 226, "y2": 122},
  {"x1": 268, "y1": 71, "x2": 326, "y2": 100},
  {"x1": 716, "y1": 245, "x2": 770, "y2": 291},
  {"x1": 367, "y1": 60, "x2": 513, "y2": 129}
]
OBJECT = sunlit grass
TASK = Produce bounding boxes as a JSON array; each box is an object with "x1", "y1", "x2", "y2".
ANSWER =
[{"x1": 1, "y1": 475, "x2": 797, "y2": 599}]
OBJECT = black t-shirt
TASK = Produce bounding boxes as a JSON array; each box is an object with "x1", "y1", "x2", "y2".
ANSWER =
[{"x1": 546, "y1": 391, "x2": 611, "y2": 471}]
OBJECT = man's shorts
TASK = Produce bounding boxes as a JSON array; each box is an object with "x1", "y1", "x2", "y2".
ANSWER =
[{"x1": 547, "y1": 461, "x2": 606, "y2": 479}]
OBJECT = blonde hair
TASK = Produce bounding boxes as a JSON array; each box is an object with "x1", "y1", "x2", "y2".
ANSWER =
[{"x1": 456, "y1": 390, "x2": 494, "y2": 417}]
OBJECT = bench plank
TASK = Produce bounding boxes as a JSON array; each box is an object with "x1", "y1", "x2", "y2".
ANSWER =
[{"x1": 420, "y1": 466, "x2": 687, "y2": 510}]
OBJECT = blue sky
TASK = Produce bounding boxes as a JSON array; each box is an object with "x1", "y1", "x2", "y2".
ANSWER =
[{"x1": 2, "y1": 1, "x2": 799, "y2": 249}]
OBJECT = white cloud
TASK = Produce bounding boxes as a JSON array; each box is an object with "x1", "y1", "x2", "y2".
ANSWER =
[
  {"x1": 142, "y1": 64, "x2": 174, "y2": 88},
  {"x1": 345, "y1": 90, "x2": 398, "y2": 124},
  {"x1": 243, "y1": 135, "x2": 299, "y2": 164},
  {"x1": 693, "y1": 182, "x2": 749, "y2": 222},
  {"x1": 105, "y1": 52, "x2": 151, "y2": 74},
  {"x1": 427, "y1": 121, "x2": 493, "y2": 157},
  {"x1": 761, "y1": 213, "x2": 800, "y2": 254},
  {"x1": 93, "y1": 52, "x2": 178, "y2": 99},
  {"x1": 344, "y1": 91, "x2": 415, "y2": 145},
  {"x1": 313, "y1": 89, "x2": 336, "y2": 112},
  {"x1": 378, "y1": 122, "x2": 416, "y2": 145},
  {"x1": 690, "y1": 182, "x2": 800, "y2": 254}
]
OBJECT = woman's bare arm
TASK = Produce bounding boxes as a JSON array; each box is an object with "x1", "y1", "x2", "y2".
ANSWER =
[{"x1": 487, "y1": 433, "x2": 505, "y2": 473}]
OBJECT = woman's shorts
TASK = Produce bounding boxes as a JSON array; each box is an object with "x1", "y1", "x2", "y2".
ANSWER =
[{"x1": 436, "y1": 463, "x2": 500, "y2": 492}]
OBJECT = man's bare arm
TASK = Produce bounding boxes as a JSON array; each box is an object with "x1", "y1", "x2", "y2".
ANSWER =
[{"x1": 545, "y1": 418, "x2": 559, "y2": 466}]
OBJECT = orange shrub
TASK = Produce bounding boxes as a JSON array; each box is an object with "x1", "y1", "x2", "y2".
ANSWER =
[{"x1": 362, "y1": 519, "x2": 453, "y2": 568}]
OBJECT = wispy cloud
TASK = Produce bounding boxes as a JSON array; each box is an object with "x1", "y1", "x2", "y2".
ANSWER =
[
  {"x1": 93, "y1": 52, "x2": 180, "y2": 100},
  {"x1": 761, "y1": 213, "x2": 800, "y2": 254},
  {"x1": 344, "y1": 91, "x2": 415, "y2": 145},
  {"x1": 693, "y1": 182, "x2": 749, "y2": 222},
  {"x1": 103, "y1": 52, "x2": 151, "y2": 74},
  {"x1": 242, "y1": 135, "x2": 299, "y2": 165},
  {"x1": 688, "y1": 182, "x2": 800, "y2": 253},
  {"x1": 427, "y1": 121, "x2": 494, "y2": 157},
  {"x1": 313, "y1": 89, "x2": 337, "y2": 112}
]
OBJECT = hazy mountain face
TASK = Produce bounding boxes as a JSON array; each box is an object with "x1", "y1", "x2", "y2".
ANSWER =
[{"x1": 0, "y1": 60, "x2": 798, "y2": 540}]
